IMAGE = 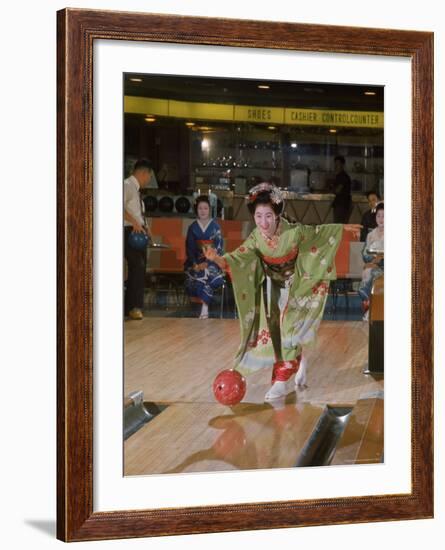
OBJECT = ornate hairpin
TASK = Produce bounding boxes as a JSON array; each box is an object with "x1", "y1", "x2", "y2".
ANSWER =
[{"x1": 247, "y1": 183, "x2": 284, "y2": 205}]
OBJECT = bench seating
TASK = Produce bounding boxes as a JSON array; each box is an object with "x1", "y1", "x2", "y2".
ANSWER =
[
  {"x1": 144, "y1": 218, "x2": 251, "y2": 312},
  {"x1": 145, "y1": 218, "x2": 252, "y2": 274},
  {"x1": 331, "y1": 231, "x2": 364, "y2": 309},
  {"x1": 144, "y1": 218, "x2": 364, "y2": 310}
]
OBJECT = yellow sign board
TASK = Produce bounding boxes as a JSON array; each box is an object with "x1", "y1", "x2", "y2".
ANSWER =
[
  {"x1": 169, "y1": 100, "x2": 233, "y2": 120},
  {"x1": 124, "y1": 96, "x2": 169, "y2": 116},
  {"x1": 285, "y1": 108, "x2": 383, "y2": 128},
  {"x1": 234, "y1": 105, "x2": 284, "y2": 124},
  {"x1": 124, "y1": 96, "x2": 383, "y2": 128}
]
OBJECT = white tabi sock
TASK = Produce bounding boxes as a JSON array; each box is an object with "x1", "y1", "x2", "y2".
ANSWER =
[
  {"x1": 200, "y1": 302, "x2": 209, "y2": 318},
  {"x1": 265, "y1": 381, "x2": 290, "y2": 401},
  {"x1": 295, "y1": 356, "x2": 308, "y2": 388}
]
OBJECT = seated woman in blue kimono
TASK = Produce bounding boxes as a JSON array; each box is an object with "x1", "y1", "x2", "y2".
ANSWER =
[{"x1": 184, "y1": 195, "x2": 225, "y2": 319}]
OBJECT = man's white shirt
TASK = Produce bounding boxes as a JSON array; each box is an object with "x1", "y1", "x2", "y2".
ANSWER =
[{"x1": 124, "y1": 175, "x2": 145, "y2": 227}]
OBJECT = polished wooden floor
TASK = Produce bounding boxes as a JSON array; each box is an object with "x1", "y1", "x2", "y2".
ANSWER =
[{"x1": 124, "y1": 318, "x2": 383, "y2": 475}]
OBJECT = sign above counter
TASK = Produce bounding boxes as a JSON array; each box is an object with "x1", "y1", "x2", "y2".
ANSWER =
[{"x1": 125, "y1": 96, "x2": 384, "y2": 129}]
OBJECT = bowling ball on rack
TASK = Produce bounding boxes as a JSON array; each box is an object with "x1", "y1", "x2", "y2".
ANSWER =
[
  {"x1": 128, "y1": 231, "x2": 149, "y2": 250},
  {"x1": 143, "y1": 195, "x2": 158, "y2": 212},
  {"x1": 213, "y1": 369, "x2": 246, "y2": 406},
  {"x1": 158, "y1": 196, "x2": 174, "y2": 213},
  {"x1": 175, "y1": 196, "x2": 191, "y2": 214}
]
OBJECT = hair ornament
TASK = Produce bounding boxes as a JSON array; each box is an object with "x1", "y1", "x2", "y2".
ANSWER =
[{"x1": 247, "y1": 183, "x2": 284, "y2": 205}]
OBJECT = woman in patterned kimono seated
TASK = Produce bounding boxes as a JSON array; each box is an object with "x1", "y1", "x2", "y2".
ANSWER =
[
  {"x1": 358, "y1": 202, "x2": 384, "y2": 321},
  {"x1": 184, "y1": 195, "x2": 225, "y2": 319},
  {"x1": 205, "y1": 183, "x2": 361, "y2": 401}
]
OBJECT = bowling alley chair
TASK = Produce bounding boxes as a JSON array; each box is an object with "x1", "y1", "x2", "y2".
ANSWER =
[
  {"x1": 330, "y1": 232, "x2": 363, "y2": 312},
  {"x1": 145, "y1": 218, "x2": 187, "y2": 309},
  {"x1": 215, "y1": 280, "x2": 233, "y2": 319},
  {"x1": 218, "y1": 220, "x2": 248, "y2": 319}
]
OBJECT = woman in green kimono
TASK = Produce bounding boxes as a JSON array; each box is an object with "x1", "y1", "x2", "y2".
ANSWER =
[{"x1": 205, "y1": 183, "x2": 361, "y2": 401}]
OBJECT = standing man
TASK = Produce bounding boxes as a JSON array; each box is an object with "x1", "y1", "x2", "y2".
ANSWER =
[
  {"x1": 330, "y1": 155, "x2": 352, "y2": 223},
  {"x1": 360, "y1": 190, "x2": 381, "y2": 241},
  {"x1": 124, "y1": 159, "x2": 153, "y2": 320}
]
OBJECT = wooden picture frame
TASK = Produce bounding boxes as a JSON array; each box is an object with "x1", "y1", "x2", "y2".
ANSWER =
[{"x1": 57, "y1": 8, "x2": 433, "y2": 542}]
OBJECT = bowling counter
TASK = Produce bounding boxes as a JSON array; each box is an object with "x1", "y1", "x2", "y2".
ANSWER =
[
  {"x1": 229, "y1": 192, "x2": 368, "y2": 224},
  {"x1": 143, "y1": 190, "x2": 369, "y2": 224}
]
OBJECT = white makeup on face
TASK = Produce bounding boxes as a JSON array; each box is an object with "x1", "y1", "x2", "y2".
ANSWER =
[
  {"x1": 197, "y1": 201, "x2": 210, "y2": 221},
  {"x1": 254, "y1": 204, "x2": 278, "y2": 237},
  {"x1": 376, "y1": 209, "x2": 384, "y2": 227}
]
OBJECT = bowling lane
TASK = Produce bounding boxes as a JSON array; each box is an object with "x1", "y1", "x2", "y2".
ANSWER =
[
  {"x1": 124, "y1": 317, "x2": 240, "y2": 403},
  {"x1": 124, "y1": 318, "x2": 382, "y2": 406},
  {"x1": 124, "y1": 400, "x2": 326, "y2": 475},
  {"x1": 124, "y1": 318, "x2": 383, "y2": 474}
]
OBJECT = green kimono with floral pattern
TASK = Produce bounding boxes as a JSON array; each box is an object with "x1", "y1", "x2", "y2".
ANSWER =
[{"x1": 222, "y1": 218, "x2": 343, "y2": 375}]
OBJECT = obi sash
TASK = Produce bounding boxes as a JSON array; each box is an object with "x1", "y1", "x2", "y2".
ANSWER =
[{"x1": 261, "y1": 247, "x2": 299, "y2": 282}]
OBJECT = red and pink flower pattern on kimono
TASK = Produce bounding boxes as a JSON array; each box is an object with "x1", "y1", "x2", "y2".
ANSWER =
[
  {"x1": 247, "y1": 329, "x2": 271, "y2": 349},
  {"x1": 310, "y1": 246, "x2": 319, "y2": 256},
  {"x1": 312, "y1": 281, "x2": 329, "y2": 297}
]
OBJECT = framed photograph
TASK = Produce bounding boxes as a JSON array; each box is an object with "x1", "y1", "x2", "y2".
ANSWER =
[{"x1": 57, "y1": 8, "x2": 433, "y2": 542}]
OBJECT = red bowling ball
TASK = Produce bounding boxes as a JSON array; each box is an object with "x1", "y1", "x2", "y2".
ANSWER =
[{"x1": 213, "y1": 369, "x2": 246, "y2": 405}]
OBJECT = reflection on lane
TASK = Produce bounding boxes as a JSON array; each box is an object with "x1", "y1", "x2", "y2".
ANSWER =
[{"x1": 163, "y1": 399, "x2": 325, "y2": 474}]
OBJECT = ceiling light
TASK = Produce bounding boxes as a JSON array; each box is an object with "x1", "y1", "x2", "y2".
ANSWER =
[
  {"x1": 329, "y1": 128, "x2": 337, "y2": 133},
  {"x1": 185, "y1": 122, "x2": 195, "y2": 127},
  {"x1": 364, "y1": 91, "x2": 377, "y2": 96},
  {"x1": 145, "y1": 117, "x2": 156, "y2": 122},
  {"x1": 291, "y1": 142, "x2": 298, "y2": 148},
  {"x1": 130, "y1": 78, "x2": 143, "y2": 82},
  {"x1": 267, "y1": 126, "x2": 276, "y2": 130},
  {"x1": 258, "y1": 85, "x2": 270, "y2": 89}
]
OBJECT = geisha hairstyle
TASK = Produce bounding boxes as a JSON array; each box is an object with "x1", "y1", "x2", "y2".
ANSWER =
[
  {"x1": 193, "y1": 194, "x2": 211, "y2": 215},
  {"x1": 246, "y1": 183, "x2": 284, "y2": 216}
]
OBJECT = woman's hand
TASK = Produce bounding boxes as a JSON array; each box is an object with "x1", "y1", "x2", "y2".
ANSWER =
[
  {"x1": 204, "y1": 247, "x2": 218, "y2": 262},
  {"x1": 203, "y1": 247, "x2": 226, "y2": 270},
  {"x1": 343, "y1": 224, "x2": 362, "y2": 239}
]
